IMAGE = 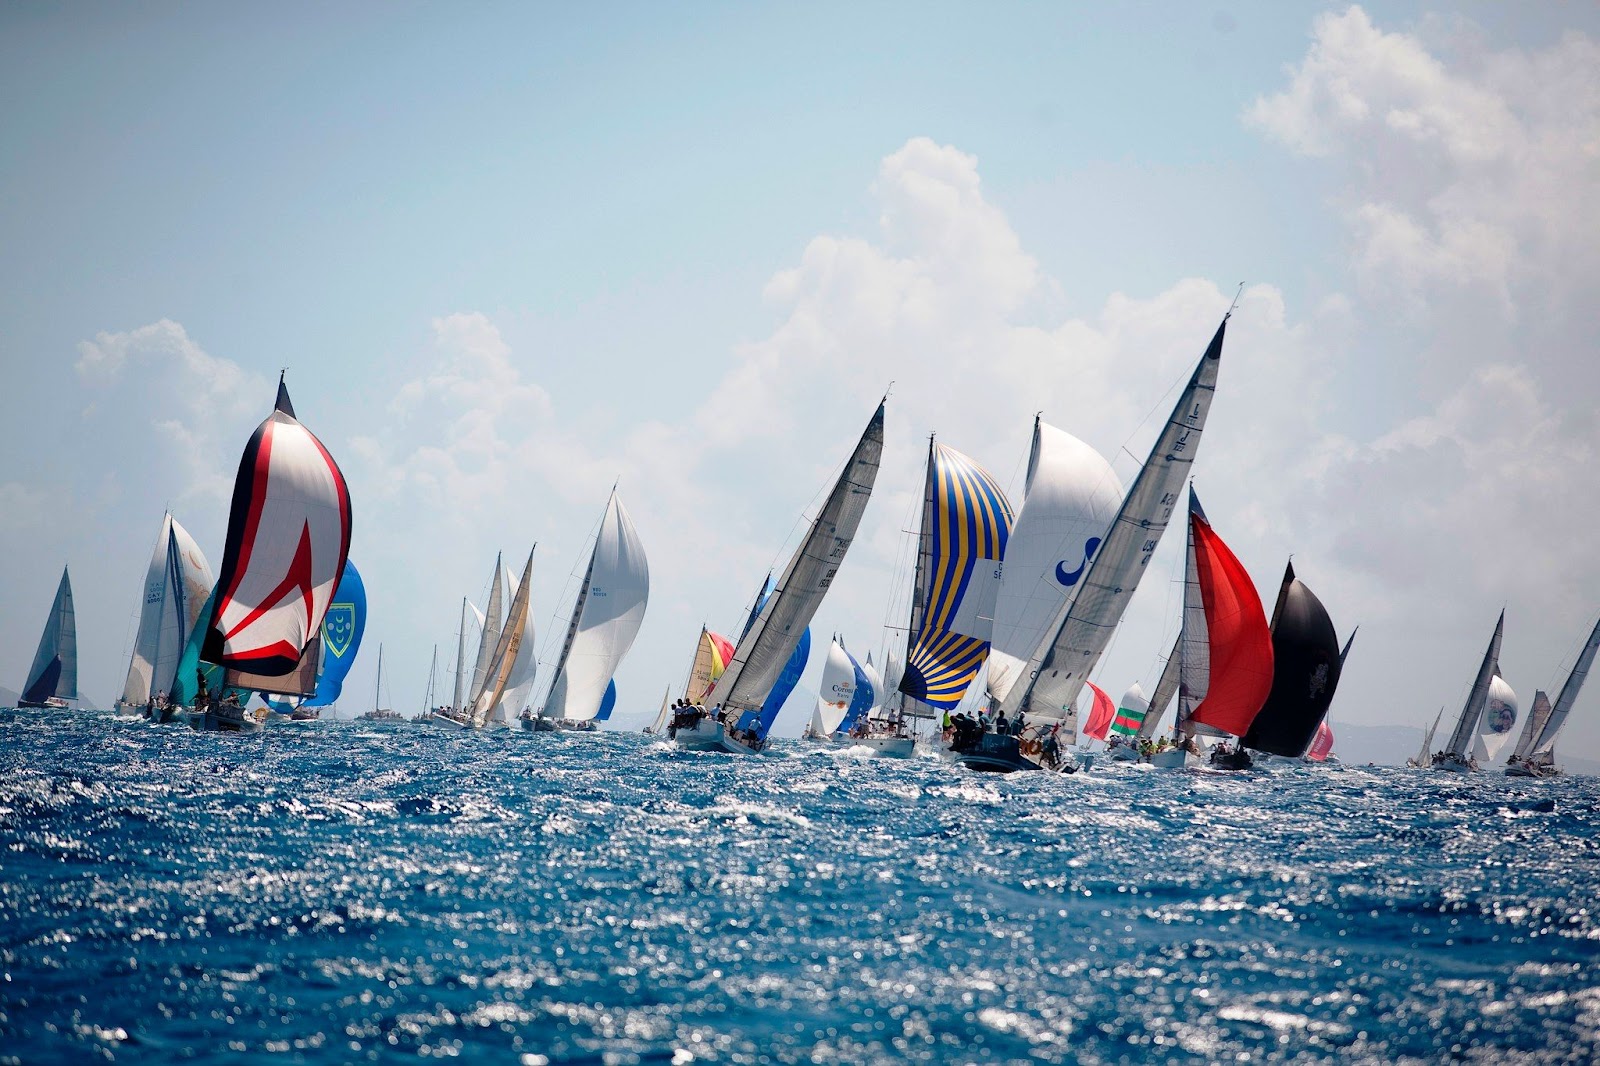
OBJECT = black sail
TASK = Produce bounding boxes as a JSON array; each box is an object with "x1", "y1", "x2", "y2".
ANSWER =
[{"x1": 1242, "y1": 561, "x2": 1343, "y2": 757}]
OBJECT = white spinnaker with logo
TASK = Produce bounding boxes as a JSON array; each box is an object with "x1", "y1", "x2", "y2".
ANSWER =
[
  {"x1": 812, "y1": 636, "x2": 858, "y2": 735},
  {"x1": 122, "y1": 513, "x2": 215, "y2": 706},
  {"x1": 541, "y1": 490, "x2": 651, "y2": 723},
  {"x1": 1473, "y1": 675, "x2": 1519, "y2": 764},
  {"x1": 986, "y1": 419, "x2": 1123, "y2": 708},
  {"x1": 999, "y1": 317, "x2": 1228, "y2": 733}
]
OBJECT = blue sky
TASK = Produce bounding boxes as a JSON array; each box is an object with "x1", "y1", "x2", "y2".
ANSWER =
[{"x1": 4, "y1": 3, "x2": 1598, "y2": 761}]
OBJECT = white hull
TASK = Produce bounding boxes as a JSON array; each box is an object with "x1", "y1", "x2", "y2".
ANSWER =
[
  {"x1": 1148, "y1": 749, "x2": 1192, "y2": 769},
  {"x1": 1105, "y1": 744, "x2": 1141, "y2": 762},
  {"x1": 1432, "y1": 753, "x2": 1476, "y2": 773},
  {"x1": 857, "y1": 735, "x2": 915, "y2": 759},
  {"x1": 427, "y1": 711, "x2": 474, "y2": 730},
  {"x1": 672, "y1": 718, "x2": 728, "y2": 751}
]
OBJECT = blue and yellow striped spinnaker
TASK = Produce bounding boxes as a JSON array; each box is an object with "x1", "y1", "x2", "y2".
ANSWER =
[{"x1": 901, "y1": 443, "x2": 1015, "y2": 709}]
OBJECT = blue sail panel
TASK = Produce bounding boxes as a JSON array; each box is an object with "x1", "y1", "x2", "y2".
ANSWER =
[
  {"x1": 902, "y1": 444, "x2": 1015, "y2": 709},
  {"x1": 837, "y1": 649, "x2": 874, "y2": 733},
  {"x1": 757, "y1": 626, "x2": 810, "y2": 738},
  {"x1": 595, "y1": 679, "x2": 618, "y2": 722},
  {"x1": 303, "y1": 560, "x2": 367, "y2": 707}
]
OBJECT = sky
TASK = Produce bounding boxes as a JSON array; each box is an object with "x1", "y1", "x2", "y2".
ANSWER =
[{"x1": 2, "y1": 2, "x2": 1598, "y2": 761}]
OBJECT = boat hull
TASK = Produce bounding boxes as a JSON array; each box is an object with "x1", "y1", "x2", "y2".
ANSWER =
[
  {"x1": 1148, "y1": 749, "x2": 1192, "y2": 769},
  {"x1": 672, "y1": 718, "x2": 727, "y2": 751},
  {"x1": 1105, "y1": 743, "x2": 1141, "y2": 762},
  {"x1": 427, "y1": 712, "x2": 474, "y2": 730},
  {"x1": 17, "y1": 697, "x2": 69, "y2": 710},
  {"x1": 953, "y1": 733, "x2": 1038, "y2": 773},
  {"x1": 193, "y1": 708, "x2": 263, "y2": 734},
  {"x1": 1431, "y1": 753, "x2": 1476, "y2": 773},
  {"x1": 858, "y1": 736, "x2": 915, "y2": 759}
]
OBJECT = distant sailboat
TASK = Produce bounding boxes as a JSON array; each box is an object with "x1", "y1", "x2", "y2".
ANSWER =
[
  {"x1": 1408, "y1": 708, "x2": 1444, "y2": 768},
  {"x1": 1240, "y1": 561, "x2": 1344, "y2": 758},
  {"x1": 1148, "y1": 488, "x2": 1274, "y2": 770},
  {"x1": 805, "y1": 635, "x2": 858, "y2": 741},
  {"x1": 526, "y1": 488, "x2": 650, "y2": 733},
  {"x1": 357, "y1": 644, "x2": 403, "y2": 721},
  {"x1": 466, "y1": 547, "x2": 536, "y2": 729},
  {"x1": 1432, "y1": 611, "x2": 1505, "y2": 773},
  {"x1": 1506, "y1": 616, "x2": 1598, "y2": 778},
  {"x1": 645, "y1": 685, "x2": 673, "y2": 735},
  {"x1": 18, "y1": 566, "x2": 77, "y2": 710},
  {"x1": 431, "y1": 558, "x2": 510, "y2": 729},
  {"x1": 115, "y1": 514, "x2": 214, "y2": 718},
  {"x1": 675, "y1": 400, "x2": 884, "y2": 754},
  {"x1": 974, "y1": 316, "x2": 1229, "y2": 773}
]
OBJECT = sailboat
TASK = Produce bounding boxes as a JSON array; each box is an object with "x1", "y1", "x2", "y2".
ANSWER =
[
  {"x1": 645, "y1": 685, "x2": 673, "y2": 735},
  {"x1": 879, "y1": 437, "x2": 1013, "y2": 759},
  {"x1": 674, "y1": 401, "x2": 884, "y2": 754},
  {"x1": 1507, "y1": 617, "x2": 1599, "y2": 777},
  {"x1": 1432, "y1": 611, "x2": 1506, "y2": 773},
  {"x1": 1407, "y1": 708, "x2": 1444, "y2": 768},
  {"x1": 1147, "y1": 488, "x2": 1275, "y2": 770},
  {"x1": 663, "y1": 627, "x2": 735, "y2": 735},
  {"x1": 357, "y1": 644, "x2": 403, "y2": 721},
  {"x1": 972, "y1": 316, "x2": 1230, "y2": 773},
  {"x1": 191, "y1": 375, "x2": 352, "y2": 733},
  {"x1": 525, "y1": 487, "x2": 650, "y2": 732},
  {"x1": 1240, "y1": 561, "x2": 1344, "y2": 758},
  {"x1": 805, "y1": 635, "x2": 859, "y2": 742},
  {"x1": 419, "y1": 644, "x2": 438, "y2": 721},
  {"x1": 17, "y1": 566, "x2": 77, "y2": 710},
  {"x1": 1102, "y1": 683, "x2": 1151, "y2": 761},
  {"x1": 430, "y1": 557, "x2": 509, "y2": 729},
  {"x1": 114, "y1": 514, "x2": 215, "y2": 718}
]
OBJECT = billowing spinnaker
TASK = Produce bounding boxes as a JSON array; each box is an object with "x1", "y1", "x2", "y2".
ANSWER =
[
  {"x1": 900, "y1": 442, "x2": 1014, "y2": 709},
  {"x1": 814, "y1": 636, "x2": 857, "y2": 735},
  {"x1": 203, "y1": 379, "x2": 352, "y2": 676},
  {"x1": 987, "y1": 421, "x2": 1122, "y2": 706},
  {"x1": 1474, "y1": 675, "x2": 1519, "y2": 764}
]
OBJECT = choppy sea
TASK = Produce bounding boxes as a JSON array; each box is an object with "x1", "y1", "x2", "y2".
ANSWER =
[{"x1": 0, "y1": 710, "x2": 1596, "y2": 1064}]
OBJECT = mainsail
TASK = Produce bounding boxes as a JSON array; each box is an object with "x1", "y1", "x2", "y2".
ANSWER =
[
  {"x1": 1000, "y1": 317, "x2": 1229, "y2": 741},
  {"x1": 898, "y1": 440, "x2": 1015, "y2": 710},
  {"x1": 1437, "y1": 611, "x2": 1504, "y2": 765},
  {"x1": 1175, "y1": 489, "x2": 1274, "y2": 741},
  {"x1": 986, "y1": 420, "x2": 1123, "y2": 707},
  {"x1": 706, "y1": 401, "x2": 884, "y2": 715},
  {"x1": 121, "y1": 514, "x2": 214, "y2": 708},
  {"x1": 495, "y1": 592, "x2": 540, "y2": 722},
  {"x1": 1240, "y1": 561, "x2": 1344, "y2": 757},
  {"x1": 1510, "y1": 691, "x2": 1552, "y2": 766},
  {"x1": 203, "y1": 377, "x2": 352, "y2": 686},
  {"x1": 1528, "y1": 616, "x2": 1600, "y2": 768},
  {"x1": 540, "y1": 489, "x2": 651, "y2": 723},
  {"x1": 1415, "y1": 708, "x2": 1443, "y2": 766},
  {"x1": 469, "y1": 547, "x2": 535, "y2": 727},
  {"x1": 1140, "y1": 634, "x2": 1182, "y2": 738},
  {"x1": 470, "y1": 554, "x2": 505, "y2": 700},
  {"x1": 20, "y1": 566, "x2": 77, "y2": 705}
]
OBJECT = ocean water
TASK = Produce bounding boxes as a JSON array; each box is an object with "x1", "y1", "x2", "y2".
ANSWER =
[{"x1": 0, "y1": 711, "x2": 1596, "y2": 1064}]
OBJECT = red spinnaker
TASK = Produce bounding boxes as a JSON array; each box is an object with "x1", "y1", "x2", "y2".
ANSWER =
[
  {"x1": 1307, "y1": 720, "x2": 1335, "y2": 761},
  {"x1": 1188, "y1": 510, "x2": 1274, "y2": 737},
  {"x1": 1082, "y1": 680, "x2": 1116, "y2": 741}
]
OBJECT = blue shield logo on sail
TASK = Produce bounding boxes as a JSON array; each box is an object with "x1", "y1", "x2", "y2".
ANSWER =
[{"x1": 323, "y1": 603, "x2": 356, "y2": 658}]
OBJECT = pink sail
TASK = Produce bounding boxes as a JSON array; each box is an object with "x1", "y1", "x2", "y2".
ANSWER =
[
  {"x1": 1306, "y1": 720, "x2": 1335, "y2": 761},
  {"x1": 203, "y1": 377, "x2": 352, "y2": 678}
]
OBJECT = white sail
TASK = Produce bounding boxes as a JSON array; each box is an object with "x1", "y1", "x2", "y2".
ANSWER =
[
  {"x1": 541, "y1": 490, "x2": 651, "y2": 723},
  {"x1": 987, "y1": 420, "x2": 1123, "y2": 707},
  {"x1": 1001, "y1": 318, "x2": 1229, "y2": 732},
  {"x1": 469, "y1": 548, "x2": 535, "y2": 728},
  {"x1": 1473, "y1": 675, "x2": 1519, "y2": 764},
  {"x1": 1441, "y1": 611, "x2": 1504, "y2": 762},
  {"x1": 121, "y1": 514, "x2": 215, "y2": 707},
  {"x1": 1533, "y1": 616, "x2": 1600, "y2": 760},
  {"x1": 813, "y1": 636, "x2": 858, "y2": 735},
  {"x1": 469, "y1": 554, "x2": 505, "y2": 702},
  {"x1": 862, "y1": 654, "x2": 885, "y2": 718},
  {"x1": 1510, "y1": 691, "x2": 1552, "y2": 764},
  {"x1": 1415, "y1": 708, "x2": 1444, "y2": 765},
  {"x1": 707, "y1": 402, "x2": 885, "y2": 715},
  {"x1": 1140, "y1": 635, "x2": 1182, "y2": 738},
  {"x1": 648, "y1": 686, "x2": 672, "y2": 734},
  {"x1": 451, "y1": 598, "x2": 468, "y2": 711}
]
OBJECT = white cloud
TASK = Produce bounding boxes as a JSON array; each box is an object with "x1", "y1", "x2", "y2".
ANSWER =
[{"x1": 1247, "y1": 6, "x2": 1600, "y2": 314}]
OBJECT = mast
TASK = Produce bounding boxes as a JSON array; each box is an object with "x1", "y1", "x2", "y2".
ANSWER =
[
  {"x1": 540, "y1": 541, "x2": 599, "y2": 720},
  {"x1": 453, "y1": 598, "x2": 467, "y2": 710},
  {"x1": 374, "y1": 643, "x2": 383, "y2": 713},
  {"x1": 423, "y1": 645, "x2": 437, "y2": 716},
  {"x1": 1440, "y1": 610, "x2": 1504, "y2": 761}
]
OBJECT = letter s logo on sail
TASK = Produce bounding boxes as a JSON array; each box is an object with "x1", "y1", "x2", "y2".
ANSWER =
[{"x1": 1054, "y1": 537, "x2": 1103, "y2": 587}]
